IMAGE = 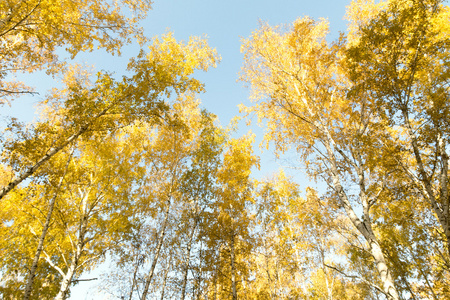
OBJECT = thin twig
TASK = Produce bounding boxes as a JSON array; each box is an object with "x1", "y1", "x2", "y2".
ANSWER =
[{"x1": 323, "y1": 263, "x2": 387, "y2": 297}]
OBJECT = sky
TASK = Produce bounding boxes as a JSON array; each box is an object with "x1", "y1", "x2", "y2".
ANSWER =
[{"x1": 4, "y1": 0, "x2": 351, "y2": 298}]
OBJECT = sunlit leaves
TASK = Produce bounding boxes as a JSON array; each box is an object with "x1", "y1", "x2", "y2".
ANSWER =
[
  {"x1": 0, "y1": 0, "x2": 152, "y2": 100},
  {"x1": 239, "y1": 1, "x2": 449, "y2": 299}
]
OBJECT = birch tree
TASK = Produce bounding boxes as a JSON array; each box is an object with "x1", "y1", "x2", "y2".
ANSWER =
[
  {"x1": 345, "y1": 0, "x2": 450, "y2": 262},
  {"x1": 240, "y1": 16, "x2": 401, "y2": 300},
  {"x1": 201, "y1": 135, "x2": 259, "y2": 300}
]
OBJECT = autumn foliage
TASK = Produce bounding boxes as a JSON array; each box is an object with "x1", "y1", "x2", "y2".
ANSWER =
[{"x1": 1, "y1": 0, "x2": 449, "y2": 299}]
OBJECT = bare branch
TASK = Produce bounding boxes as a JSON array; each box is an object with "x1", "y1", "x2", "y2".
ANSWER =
[
  {"x1": 71, "y1": 277, "x2": 98, "y2": 283},
  {"x1": 324, "y1": 263, "x2": 387, "y2": 296}
]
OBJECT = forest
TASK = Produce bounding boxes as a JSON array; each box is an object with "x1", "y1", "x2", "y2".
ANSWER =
[{"x1": 0, "y1": 0, "x2": 449, "y2": 299}]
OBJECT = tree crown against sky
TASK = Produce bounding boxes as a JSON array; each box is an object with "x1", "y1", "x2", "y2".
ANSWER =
[{"x1": 1, "y1": 0, "x2": 449, "y2": 299}]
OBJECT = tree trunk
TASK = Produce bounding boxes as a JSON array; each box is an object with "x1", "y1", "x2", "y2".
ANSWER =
[
  {"x1": 23, "y1": 191, "x2": 60, "y2": 300},
  {"x1": 402, "y1": 111, "x2": 450, "y2": 258},
  {"x1": 55, "y1": 194, "x2": 89, "y2": 300},
  {"x1": 194, "y1": 239, "x2": 205, "y2": 300},
  {"x1": 335, "y1": 179, "x2": 399, "y2": 300},
  {"x1": 368, "y1": 240, "x2": 398, "y2": 300},
  {"x1": 318, "y1": 240, "x2": 333, "y2": 300},
  {"x1": 323, "y1": 137, "x2": 400, "y2": 300},
  {"x1": 128, "y1": 249, "x2": 143, "y2": 300},
  {"x1": 213, "y1": 269, "x2": 218, "y2": 300},
  {"x1": 181, "y1": 217, "x2": 199, "y2": 300},
  {"x1": 54, "y1": 239, "x2": 83, "y2": 300},
  {"x1": 23, "y1": 157, "x2": 71, "y2": 300},
  {"x1": 160, "y1": 261, "x2": 170, "y2": 300},
  {"x1": 230, "y1": 233, "x2": 238, "y2": 300},
  {"x1": 141, "y1": 198, "x2": 171, "y2": 300}
]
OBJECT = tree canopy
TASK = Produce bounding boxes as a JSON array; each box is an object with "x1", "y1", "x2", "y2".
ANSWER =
[{"x1": 1, "y1": 0, "x2": 449, "y2": 299}]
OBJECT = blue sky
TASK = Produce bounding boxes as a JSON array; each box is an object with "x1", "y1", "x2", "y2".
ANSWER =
[{"x1": 3, "y1": 0, "x2": 352, "y2": 298}]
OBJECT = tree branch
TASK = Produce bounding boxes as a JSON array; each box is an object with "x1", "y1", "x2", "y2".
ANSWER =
[
  {"x1": 323, "y1": 263, "x2": 387, "y2": 297},
  {"x1": 71, "y1": 277, "x2": 98, "y2": 283}
]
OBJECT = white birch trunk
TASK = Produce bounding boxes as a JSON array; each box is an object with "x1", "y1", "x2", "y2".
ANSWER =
[
  {"x1": 55, "y1": 190, "x2": 89, "y2": 300},
  {"x1": 181, "y1": 217, "x2": 198, "y2": 300},
  {"x1": 23, "y1": 156, "x2": 71, "y2": 300},
  {"x1": 140, "y1": 198, "x2": 171, "y2": 300},
  {"x1": 323, "y1": 135, "x2": 400, "y2": 300},
  {"x1": 230, "y1": 233, "x2": 238, "y2": 300},
  {"x1": 402, "y1": 109, "x2": 450, "y2": 257},
  {"x1": 54, "y1": 241, "x2": 83, "y2": 300}
]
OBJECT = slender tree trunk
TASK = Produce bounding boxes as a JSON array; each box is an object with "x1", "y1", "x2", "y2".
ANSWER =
[
  {"x1": 323, "y1": 137, "x2": 400, "y2": 300},
  {"x1": 194, "y1": 239, "x2": 205, "y2": 300},
  {"x1": 160, "y1": 261, "x2": 170, "y2": 300},
  {"x1": 230, "y1": 233, "x2": 238, "y2": 300},
  {"x1": 141, "y1": 199, "x2": 171, "y2": 300},
  {"x1": 181, "y1": 252, "x2": 192, "y2": 300},
  {"x1": 213, "y1": 270, "x2": 218, "y2": 300},
  {"x1": 23, "y1": 156, "x2": 71, "y2": 300},
  {"x1": 129, "y1": 249, "x2": 143, "y2": 300},
  {"x1": 261, "y1": 223, "x2": 275, "y2": 299},
  {"x1": 23, "y1": 191, "x2": 60, "y2": 300},
  {"x1": 55, "y1": 191, "x2": 90, "y2": 300},
  {"x1": 369, "y1": 240, "x2": 398, "y2": 300},
  {"x1": 408, "y1": 243, "x2": 439, "y2": 300},
  {"x1": 318, "y1": 240, "x2": 333, "y2": 300},
  {"x1": 290, "y1": 235, "x2": 309, "y2": 300},
  {"x1": 264, "y1": 242, "x2": 274, "y2": 299},
  {"x1": 54, "y1": 235, "x2": 84, "y2": 300},
  {"x1": 400, "y1": 274, "x2": 417, "y2": 300},
  {"x1": 402, "y1": 109, "x2": 450, "y2": 258},
  {"x1": 55, "y1": 260, "x2": 77, "y2": 300},
  {"x1": 181, "y1": 220, "x2": 197, "y2": 300}
]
